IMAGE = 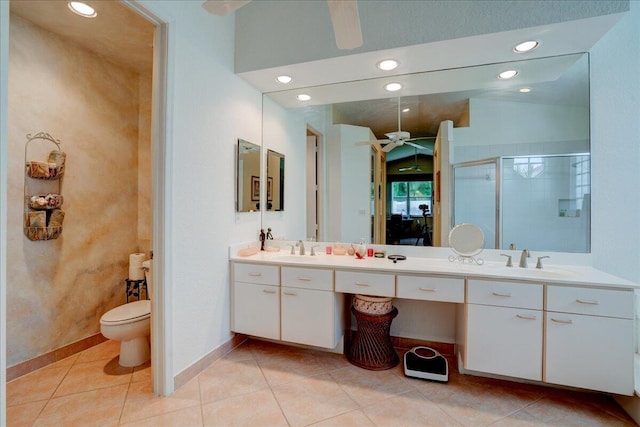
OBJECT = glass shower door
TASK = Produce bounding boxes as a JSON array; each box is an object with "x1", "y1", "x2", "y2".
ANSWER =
[{"x1": 452, "y1": 159, "x2": 499, "y2": 249}]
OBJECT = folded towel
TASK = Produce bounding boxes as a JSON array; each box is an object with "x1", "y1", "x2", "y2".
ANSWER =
[
  {"x1": 26, "y1": 211, "x2": 47, "y2": 240},
  {"x1": 48, "y1": 209, "x2": 65, "y2": 227},
  {"x1": 27, "y1": 161, "x2": 60, "y2": 179}
]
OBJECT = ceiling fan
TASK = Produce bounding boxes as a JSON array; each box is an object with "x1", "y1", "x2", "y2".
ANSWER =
[
  {"x1": 358, "y1": 97, "x2": 431, "y2": 153},
  {"x1": 399, "y1": 148, "x2": 423, "y2": 172},
  {"x1": 202, "y1": 0, "x2": 363, "y2": 50}
]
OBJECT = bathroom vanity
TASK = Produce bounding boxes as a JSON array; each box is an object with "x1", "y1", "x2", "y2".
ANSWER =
[{"x1": 229, "y1": 245, "x2": 638, "y2": 396}]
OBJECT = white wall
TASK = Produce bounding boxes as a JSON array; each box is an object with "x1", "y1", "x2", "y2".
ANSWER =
[
  {"x1": 139, "y1": 0, "x2": 263, "y2": 376},
  {"x1": 0, "y1": 1, "x2": 8, "y2": 423},
  {"x1": 589, "y1": 1, "x2": 640, "y2": 283}
]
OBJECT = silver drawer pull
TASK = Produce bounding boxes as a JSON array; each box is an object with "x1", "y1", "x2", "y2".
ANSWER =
[
  {"x1": 297, "y1": 277, "x2": 312, "y2": 282},
  {"x1": 355, "y1": 282, "x2": 370, "y2": 287},
  {"x1": 419, "y1": 287, "x2": 436, "y2": 292},
  {"x1": 262, "y1": 289, "x2": 277, "y2": 294},
  {"x1": 283, "y1": 291, "x2": 297, "y2": 296},
  {"x1": 551, "y1": 318, "x2": 573, "y2": 324},
  {"x1": 492, "y1": 292, "x2": 512, "y2": 297},
  {"x1": 576, "y1": 299, "x2": 600, "y2": 305},
  {"x1": 248, "y1": 272, "x2": 262, "y2": 277},
  {"x1": 516, "y1": 314, "x2": 537, "y2": 320}
]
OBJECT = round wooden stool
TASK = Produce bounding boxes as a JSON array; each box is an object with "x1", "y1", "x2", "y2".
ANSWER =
[{"x1": 348, "y1": 306, "x2": 399, "y2": 370}]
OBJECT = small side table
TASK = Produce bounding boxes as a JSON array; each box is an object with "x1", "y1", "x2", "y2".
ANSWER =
[
  {"x1": 348, "y1": 306, "x2": 399, "y2": 370},
  {"x1": 125, "y1": 278, "x2": 148, "y2": 302}
]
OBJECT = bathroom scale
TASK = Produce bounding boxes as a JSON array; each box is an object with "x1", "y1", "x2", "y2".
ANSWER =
[{"x1": 403, "y1": 346, "x2": 449, "y2": 382}]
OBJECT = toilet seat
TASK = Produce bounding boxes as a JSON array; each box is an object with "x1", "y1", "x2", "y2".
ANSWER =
[{"x1": 100, "y1": 300, "x2": 150, "y2": 326}]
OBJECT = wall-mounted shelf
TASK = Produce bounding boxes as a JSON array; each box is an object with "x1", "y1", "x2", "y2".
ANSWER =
[{"x1": 23, "y1": 132, "x2": 66, "y2": 241}]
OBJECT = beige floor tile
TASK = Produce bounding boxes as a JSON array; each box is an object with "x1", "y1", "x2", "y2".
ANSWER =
[
  {"x1": 34, "y1": 384, "x2": 128, "y2": 427},
  {"x1": 119, "y1": 405, "x2": 203, "y2": 427},
  {"x1": 428, "y1": 380, "x2": 543, "y2": 427},
  {"x1": 310, "y1": 409, "x2": 376, "y2": 426},
  {"x1": 257, "y1": 348, "x2": 349, "y2": 387},
  {"x1": 6, "y1": 400, "x2": 47, "y2": 427},
  {"x1": 132, "y1": 361, "x2": 152, "y2": 384},
  {"x1": 221, "y1": 342, "x2": 255, "y2": 362},
  {"x1": 363, "y1": 389, "x2": 462, "y2": 426},
  {"x1": 518, "y1": 394, "x2": 637, "y2": 427},
  {"x1": 329, "y1": 364, "x2": 415, "y2": 407},
  {"x1": 53, "y1": 357, "x2": 133, "y2": 397},
  {"x1": 6, "y1": 365, "x2": 71, "y2": 406},
  {"x1": 271, "y1": 373, "x2": 359, "y2": 426},
  {"x1": 119, "y1": 376, "x2": 201, "y2": 425},
  {"x1": 199, "y1": 358, "x2": 268, "y2": 404},
  {"x1": 76, "y1": 340, "x2": 122, "y2": 363},
  {"x1": 201, "y1": 388, "x2": 287, "y2": 427}
]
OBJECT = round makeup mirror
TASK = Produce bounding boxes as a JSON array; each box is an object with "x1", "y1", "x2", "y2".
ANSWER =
[{"x1": 449, "y1": 223, "x2": 484, "y2": 257}]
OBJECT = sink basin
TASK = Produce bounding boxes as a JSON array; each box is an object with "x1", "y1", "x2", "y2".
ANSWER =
[
  {"x1": 484, "y1": 263, "x2": 570, "y2": 279},
  {"x1": 271, "y1": 255, "x2": 319, "y2": 263}
]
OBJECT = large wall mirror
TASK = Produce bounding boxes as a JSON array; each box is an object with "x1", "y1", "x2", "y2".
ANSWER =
[
  {"x1": 263, "y1": 52, "x2": 590, "y2": 253},
  {"x1": 266, "y1": 149, "x2": 285, "y2": 211},
  {"x1": 236, "y1": 139, "x2": 261, "y2": 212}
]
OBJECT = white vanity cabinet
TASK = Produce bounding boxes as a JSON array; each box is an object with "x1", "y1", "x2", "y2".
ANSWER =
[
  {"x1": 545, "y1": 285, "x2": 634, "y2": 395},
  {"x1": 231, "y1": 263, "x2": 280, "y2": 340},
  {"x1": 397, "y1": 274, "x2": 464, "y2": 303},
  {"x1": 465, "y1": 279, "x2": 544, "y2": 381},
  {"x1": 335, "y1": 270, "x2": 395, "y2": 296},
  {"x1": 280, "y1": 267, "x2": 343, "y2": 349}
]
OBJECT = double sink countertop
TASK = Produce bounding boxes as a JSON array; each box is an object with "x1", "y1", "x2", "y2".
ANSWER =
[{"x1": 230, "y1": 242, "x2": 640, "y2": 290}]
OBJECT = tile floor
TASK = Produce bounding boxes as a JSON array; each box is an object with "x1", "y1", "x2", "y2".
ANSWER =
[{"x1": 6, "y1": 338, "x2": 637, "y2": 426}]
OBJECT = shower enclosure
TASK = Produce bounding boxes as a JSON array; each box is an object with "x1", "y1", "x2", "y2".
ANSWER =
[{"x1": 452, "y1": 154, "x2": 590, "y2": 253}]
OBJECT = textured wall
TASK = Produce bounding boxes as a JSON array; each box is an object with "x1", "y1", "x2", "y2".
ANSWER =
[{"x1": 7, "y1": 15, "x2": 149, "y2": 366}]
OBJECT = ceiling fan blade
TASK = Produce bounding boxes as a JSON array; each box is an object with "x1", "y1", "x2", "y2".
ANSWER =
[
  {"x1": 355, "y1": 139, "x2": 390, "y2": 146},
  {"x1": 382, "y1": 142, "x2": 398, "y2": 153},
  {"x1": 385, "y1": 131, "x2": 410, "y2": 141},
  {"x1": 202, "y1": 0, "x2": 251, "y2": 16},
  {"x1": 327, "y1": 0, "x2": 363, "y2": 50},
  {"x1": 405, "y1": 141, "x2": 427, "y2": 150}
]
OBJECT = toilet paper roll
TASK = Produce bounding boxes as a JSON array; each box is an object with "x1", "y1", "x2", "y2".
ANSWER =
[{"x1": 129, "y1": 253, "x2": 146, "y2": 280}]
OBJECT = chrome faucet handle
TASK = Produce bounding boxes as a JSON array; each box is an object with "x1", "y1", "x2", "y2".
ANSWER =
[
  {"x1": 288, "y1": 243, "x2": 296, "y2": 255},
  {"x1": 536, "y1": 256, "x2": 550, "y2": 269},
  {"x1": 500, "y1": 254, "x2": 513, "y2": 267},
  {"x1": 310, "y1": 245, "x2": 320, "y2": 256},
  {"x1": 509, "y1": 243, "x2": 516, "y2": 250}
]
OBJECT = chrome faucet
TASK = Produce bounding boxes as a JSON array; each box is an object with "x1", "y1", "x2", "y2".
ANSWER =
[
  {"x1": 519, "y1": 249, "x2": 530, "y2": 268},
  {"x1": 297, "y1": 240, "x2": 305, "y2": 255}
]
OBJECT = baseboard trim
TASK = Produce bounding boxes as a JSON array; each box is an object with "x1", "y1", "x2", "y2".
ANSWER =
[
  {"x1": 6, "y1": 333, "x2": 108, "y2": 381},
  {"x1": 173, "y1": 334, "x2": 248, "y2": 390}
]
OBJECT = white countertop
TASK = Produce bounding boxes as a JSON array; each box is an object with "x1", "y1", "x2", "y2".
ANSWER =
[{"x1": 230, "y1": 242, "x2": 640, "y2": 290}]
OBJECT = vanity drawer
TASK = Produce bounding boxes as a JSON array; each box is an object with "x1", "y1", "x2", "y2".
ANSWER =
[
  {"x1": 233, "y1": 263, "x2": 279, "y2": 285},
  {"x1": 282, "y1": 267, "x2": 333, "y2": 291},
  {"x1": 546, "y1": 286, "x2": 633, "y2": 319},
  {"x1": 397, "y1": 275, "x2": 464, "y2": 303},
  {"x1": 468, "y1": 279, "x2": 542, "y2": 309},
  {"x1": 335, "y1": 270, "x2": 395, "y2": 297}
]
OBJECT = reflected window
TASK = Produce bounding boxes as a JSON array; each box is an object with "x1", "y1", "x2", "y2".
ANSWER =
[
  {"x1": 391, "y1": 181, "x2": 432, "y2": 217},
  {"x1": 513, "y1": 157, "x2": 544, "y2": 178}
]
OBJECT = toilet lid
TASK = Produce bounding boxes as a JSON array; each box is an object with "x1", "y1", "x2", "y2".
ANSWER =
[{"x1": 101, "y1": 300, "x2": 150, "y2": 325}]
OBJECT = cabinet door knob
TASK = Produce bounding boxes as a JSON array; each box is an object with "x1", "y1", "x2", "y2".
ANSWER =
[
  {"x1": 492, "y1": 292, "x2": 512, "y2": 297},
  {"x1": 551, "y1": 318, "x2": 573, "y2": 324},
  {"x1": 516, "y1": 314, "x2": 537, "y2": 320},
  {"x1": 576, "y1": 299, "x2": 599, "y2": 305}
]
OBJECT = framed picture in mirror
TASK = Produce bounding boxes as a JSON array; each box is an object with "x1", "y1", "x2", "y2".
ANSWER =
[
  {"x1": 267, "y1": 177, "x2": 273, "y2": 201},
  {"x1": 251, "y1": 176, "x2": 260, "y2": 201}
]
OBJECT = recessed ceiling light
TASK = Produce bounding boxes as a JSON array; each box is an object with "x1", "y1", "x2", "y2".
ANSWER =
[
  {"x1": 276, "y1": 75, "x2": 292, "y2": 84},
  {"x1": 296, "y1": 94, "x2": 311, "y2": 101},
  {"x1": 377, "y1": 59, "x2": 399, "y2": 71},
  {"x1": 498, "y1": 70, "x2": 518, "y2": 80},
  {"x1": 514, "y1": 40, "x2": 539, "y2": 53},
  {"x1": 402, "y1": 108, "x2": 410, "y2": 113},
  {"x1": 68, "y1": 1, "x2": 97, "y2": 18},
  {"x1": 384, "y1": 82, "x2": 402, "y2": 92},
  {"x1": 519, "y1": 87, "x2": 532, "y2": 93}
]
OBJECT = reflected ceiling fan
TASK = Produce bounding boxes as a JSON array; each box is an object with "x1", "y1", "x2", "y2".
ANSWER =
[
  {"x1": 358, "y1": 97, "x2": 431, "y2": 153},
  {"x1": 399, "y1": 148, "x2": 423, "y2": 172},
  {"x1": 202, "y1": 0, "x2": 363, "y2": 50}
]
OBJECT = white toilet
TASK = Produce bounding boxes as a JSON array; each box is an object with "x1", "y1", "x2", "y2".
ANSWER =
[{"x1": 100, "y1": 259, "x2": 152, "y2": 367}]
